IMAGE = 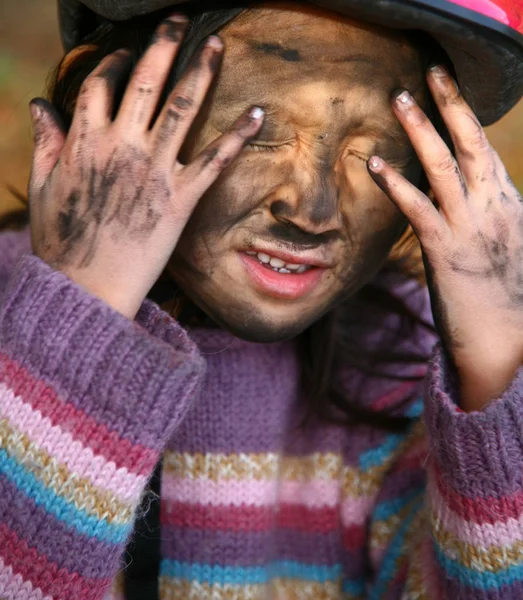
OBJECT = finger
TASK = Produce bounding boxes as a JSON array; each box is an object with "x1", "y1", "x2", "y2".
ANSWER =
[
  {"x1": 180, "y1": 107, "x2": 264, "y2": 205},
  {"x1": 152, "y1": 35, "x2": 224, "y2": 165},
  {"x1": 427, "y1": 65, "x2": 495, "y2": 188},
  {"x1": 392, "y1": 89, "x2": 468, "y2": 219},
  {"x1": 69, "y1": 49, "x2": 131, "y2": 132},
  {"x1": 115, "y1": 15, "x2": 188, "y2": 131},
  {"x1": 28, "y1": 99, "x2": 66, "y2": 191},
  {"x1": 367, "y1": 155, "x2": 446, "y2": 249}
]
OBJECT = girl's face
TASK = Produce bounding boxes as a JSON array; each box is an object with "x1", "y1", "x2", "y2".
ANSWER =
[{"x1": 168, "y1": 4, "x2": 426, "y2": 341}]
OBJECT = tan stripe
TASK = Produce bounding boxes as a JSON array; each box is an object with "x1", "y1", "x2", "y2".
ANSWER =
[
  {"x1": 163, "y1": 451, "x2": 343, "y2": 482},
  {"x1": 159, "y1": 578, "x2": 343, "y2": 600},
  {"x1": 369, "y1": 502, "x2": 421, "y2": 550},
  {"x1": 280, "y1": 453, "x2": 342, "y2": 482},
  {"x1": 159, "y1": 578, "x2": 264, "y2": 599},
  {"x1": 272, "y1": 579, "x2": 341, "y2": 599},
  {"x1": 400, "y1": 511, "x2": 432, "y2": 600},
  {"x1": 103, "y1": 572, "x2": 126, "y2": 600},
  {"x1": 163, "y1": 450, "x2": 279, "y2": 481},
  {"x1": 342, "y1": 422, "x2": 426, "y2": 498},
  {"x1": 432, "y1": 510, "x2": 523, "y2": 573},
  {"x1": 0, "y1": 418, "x2": 132, "y2": 525}
]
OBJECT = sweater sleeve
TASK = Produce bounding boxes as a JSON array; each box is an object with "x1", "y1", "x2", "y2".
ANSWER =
[
  {"x1": 366, "y1": 342, "x2": 523, "y2": 599},
  {"x1": 0, "y1": 254, "x2": 205, "y2": 600}
]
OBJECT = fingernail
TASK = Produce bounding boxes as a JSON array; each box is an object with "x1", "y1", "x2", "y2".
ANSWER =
[
  {"x1": 368, "y1": 156, "x2": 384, "y2": 172},
  {"x1": 29, "y1": 101, "x2": 43, "y2": 122},
  {"x1": 393, "y1": 90, "x2": 413, "y2": 107},
  {"x1": 429, "y1": 64, "x2": 447, "y2": 77},
  {"x1": 167, "y1": 14, "x2": 189, "y2": 23},
  {"x1": 249, "y1": 106, "x2": 264, "y2": 120},
  {"x1": 158, "y1": 16, "x2": 188, "y2": 43},
  {"x1": 207, "y1": 35, "x2": 223, "y2": 50}
]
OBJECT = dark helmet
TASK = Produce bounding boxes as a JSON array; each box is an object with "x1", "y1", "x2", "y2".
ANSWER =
[{"x1": 58, "y1": 0, "x2": 523, "y2": 125}]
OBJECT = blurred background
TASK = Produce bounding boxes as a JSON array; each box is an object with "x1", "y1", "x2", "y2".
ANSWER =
[{"x1": 1, "y1": 0, "x2": 522, "y2": 218}]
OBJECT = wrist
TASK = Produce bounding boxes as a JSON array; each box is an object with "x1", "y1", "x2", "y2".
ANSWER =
[
  {"x1": 456, "y1": 352, "x2": 521, "y2": 412},
  {"x1": 60, "y1": 268, "x2": 141, "y2": 320}
]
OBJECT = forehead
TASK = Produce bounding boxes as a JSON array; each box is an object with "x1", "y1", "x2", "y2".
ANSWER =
[
  {"x1": 214, "y1": 5, "x2": 425, "y2": 117},
  {"x1": 222, "y1": 4, "x2": 418, "y2": 62}
]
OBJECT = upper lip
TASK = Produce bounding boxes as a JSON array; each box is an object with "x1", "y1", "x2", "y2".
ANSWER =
[{"x1": 240, "y1": 240, "x2": 334, "y2": 268}]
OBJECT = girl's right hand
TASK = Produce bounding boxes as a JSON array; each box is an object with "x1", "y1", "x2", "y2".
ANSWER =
[{"x1": 28, "y1": 15, "x2": 264, "y2": 319}]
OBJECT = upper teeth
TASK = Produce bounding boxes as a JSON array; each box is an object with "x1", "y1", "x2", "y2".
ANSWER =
[{"x1": 246, "y1": 251, "x2": 311, "y2": 273}]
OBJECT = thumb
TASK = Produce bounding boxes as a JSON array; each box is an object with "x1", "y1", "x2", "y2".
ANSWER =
[{"x1": 29, "y1": 98, "x2": 66, "y2": 191}]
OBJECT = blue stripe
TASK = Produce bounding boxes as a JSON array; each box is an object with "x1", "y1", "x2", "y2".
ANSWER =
[
  {"x1": 0, "y1": 448, "x2": 129, "y2": 545},
  {"x1": 342, "y1": 577, "x2": 366, "y2": 596},
  {"x1": 435, "y1": 543, "x2": 523, "y2": 590},
  {"x1": 405, "y1": 397, "x2": 423, "y2": 418},
  {"x1": 372, "y1": 488, "x2": 423, "y2": 522},
  {"x1": 160, "y1": 560, "x2": 342, "y2": 586},
  {"x1": 368, "y1": 496, "x2": 423, "y2": 600},
  {"x1": 359, "y1": 433, "x2": 405, "y2": 470}
]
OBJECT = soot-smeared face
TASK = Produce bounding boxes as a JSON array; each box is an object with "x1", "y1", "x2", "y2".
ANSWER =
[{"x1": 168, "y1": 4, "x2": 426, "y2": 342}]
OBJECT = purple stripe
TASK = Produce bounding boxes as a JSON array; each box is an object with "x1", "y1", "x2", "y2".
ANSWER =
[
  {"x1": 161, "y1": 525, "x2": 342, "y2": 566},
  {"x1": 0, "y1": 474, "x2": 122, "y2": 579},
  {"x1": 377, "y1": 468, "x2": 426, "y2": 503},
  {"x1": 0, "y1": 255, "x2": 204, "y2": 451},
  {"x1": 340, "y1": 548, "x2": 367, "y2": 580}
]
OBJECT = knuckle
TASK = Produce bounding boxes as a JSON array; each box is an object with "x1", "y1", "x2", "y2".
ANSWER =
[
  {"x1": 202, "y1": 147, "x2": 232, "y2": 171},
  {"x1": 465, "y1": 127, "x2": 490, "y2": 153},
  {"x1": 431, "y1": 154, "x2": 457, "y2": 176},
  {"x1": 170, "y1": 94, "x2": 194, "y2": 113},
  {"x1": 130, "y1": 66, "x2": 157, "y2": 90},
  {"x1": 412, "y1": 195, "x2": 432, "y2": 218}
]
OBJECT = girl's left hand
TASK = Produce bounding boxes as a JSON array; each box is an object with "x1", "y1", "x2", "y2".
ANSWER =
[{"x1": 368, "y1": 65, "x2": 523, "y2": 411}]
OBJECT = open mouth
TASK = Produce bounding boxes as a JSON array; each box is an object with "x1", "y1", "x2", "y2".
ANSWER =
[
  {"x1": 245, "y1": 250, "x2": 313, "y2": 274},
  {"x1": 239, "y1": 251, "x2": 326, "y2": 301}
]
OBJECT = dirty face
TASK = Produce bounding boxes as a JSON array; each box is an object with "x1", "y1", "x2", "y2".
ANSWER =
[{"x1": 167, "y1": 3, "x2": 426, "y2": 342}]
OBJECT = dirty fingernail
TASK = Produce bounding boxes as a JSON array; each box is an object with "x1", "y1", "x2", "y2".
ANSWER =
[
  {"x1": 207, "y1": 35, "x2": 223, "y2": 50},
  {"x1": 368, "y1": 156, "x2": 384, "y2": 171},
  {"x1": 429, "y1": 64, "x2": 447, "y2": 77},
  {"x1": 393, "y1": 89, "x2": 413, "y2": 107},
  {"x1": 249, "y1": 106, "x2": 264, "y2": 120}
]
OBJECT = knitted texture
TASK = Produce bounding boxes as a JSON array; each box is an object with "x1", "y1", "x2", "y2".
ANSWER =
[{"x1": 1, "y1": 229, "x2": 523, "y2": 600}]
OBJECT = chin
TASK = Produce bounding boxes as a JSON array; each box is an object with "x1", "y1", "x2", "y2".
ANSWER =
[{"x1": 202, "y1": 299, "x2": 333, "y2": 344}]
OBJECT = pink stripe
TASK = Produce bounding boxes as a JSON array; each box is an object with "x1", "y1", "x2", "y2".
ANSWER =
[
  {"x1": 162, "y1": 475, "x2": 278, "y2": 507},
  {"x1": 340, "y1": 494, "x2": 376, "y2": 527},
  {"x1": 0, "y1": 351, "x2": 157, "y2": 476},
  {"x1": 279, "y1": 479, "x2": 341, "y2": 507},
  {"x1": 430, "y1": 475, "x2": 523, "y2": 548},
  {"x1": 339, "y1": 439, "x2": 427, "y2": 528},
  {"x1": 370, "y1": 371, "x2": 426, "y2": 412},
  {"x1": 419, "y1": 534, "x2": 445, "y2": 597},
  {"x1": 433, "y1": 463, "x2": 523, "y2": 525},
  {"x1": 0, "y1": 524, "x2": 111, "y2": 600},
  {"x1": 162, "y1": 475, "x2": 340, "y2": 508},
  {"x1": 0, "y1": 382, "x2": 146, "y2": 504},
  {"x1": 0, "y1": 556, "x2": 52, "y2": 600}
]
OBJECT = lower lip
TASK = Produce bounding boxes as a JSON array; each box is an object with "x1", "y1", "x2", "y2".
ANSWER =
[{"x1": 239, "y1": 253, "x2": 326, "y2": 300}]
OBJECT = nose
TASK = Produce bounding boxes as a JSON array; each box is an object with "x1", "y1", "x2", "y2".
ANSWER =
[{"x1": 269, "y1": 175, "x2": 344, "y2": 236}]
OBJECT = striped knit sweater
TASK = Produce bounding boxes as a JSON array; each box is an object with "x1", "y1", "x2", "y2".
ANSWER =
[{"x1": 1, "y1": 229, "x2": 523, "y2": 600}]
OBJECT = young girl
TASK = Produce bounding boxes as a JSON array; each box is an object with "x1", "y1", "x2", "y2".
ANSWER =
[{"x1": 1, "y1": 1, "x2": 523, "y2": 598}]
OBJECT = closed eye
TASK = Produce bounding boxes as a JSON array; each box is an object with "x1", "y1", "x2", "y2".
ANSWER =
[{"x1": 247, "y1": 141, "x2": 294, "y2": 152}]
